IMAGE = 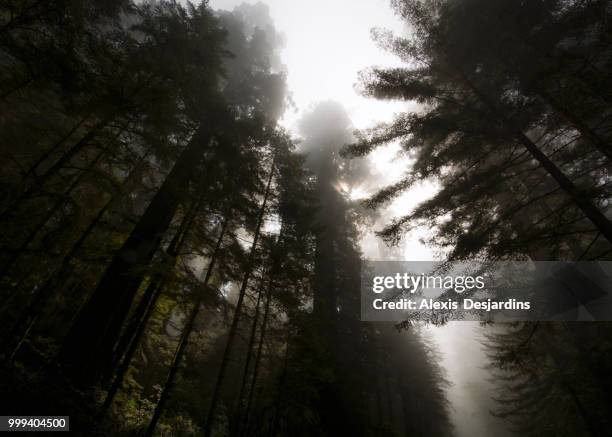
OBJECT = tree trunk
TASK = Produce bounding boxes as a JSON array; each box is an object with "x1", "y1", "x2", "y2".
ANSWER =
[
  {"x1": 375, "y1": 380, "x2": 383, "y2": 427},
  {"x1": 545, "y1": 337, "x2": 599, "y2": 437},
  {"x1": 204, "y1": 160, "x2": 275, "y2": 437},
  {"x1": 538, "y1": 90, "x2": 612, "y2": 161},
  {"x1": 457, "y1": 69, "x2": 612, "y2": 244},
  {"x1": 23, "y1": 111, "x2": 93, "y2": 181},
  {"x1": 98, "y1": 201, "x2": 216, "y2": 418},
  {"x1": 0, "y1": 111, "x2": 117, "y2": 221},
  {"x1": 1, "y1": 150, "x2": 153, "y2": 360},
  {"x1": 144, "y1": 216, "x2": 229, "y2": 437},
  {"x1": 383, "y1": 352, "x2": 394, "y2": 425},
  {"x1": 313, "y1": 233, "x2": 336, "y2": 319},
  {"x1": 105, "y1": 194, "x2": 204, "y2": 381},
  {"x1": 0, "y1": 146, "x2": 107, "y2": 282},
  {"x1": 0, "y1": 77, "x2": 33, "y2": 101},
  {"x1": 243, "y1": 276, "x2": 273, "y2": 434},
  {"x1": 98, "y1": 280, "x2": 164, "y2": 418},
  {"x1": 2, "y1": 73, "x2": 154, "y2": 219},
  {"x1": 59, "y1": 124, "x2": 214, "y2": 386},
  {"x1": 563, "y1": 382, "x2": 599, "y2": 437},
  {"x1": 235, "y1": 226, "x2": 286, "y2": 435},
  {"x1": 0, "y1": 113, "x2": 134, "y2": 283},
  {"x1": 398, "y1": 372, "x2": 411, "y2": 437},
  {"x1": 233, "y1": 273, "x2": 265, "y2": 433},
  {"x1": 270, "y1": 328, "x2": 290, "y2": 437}
]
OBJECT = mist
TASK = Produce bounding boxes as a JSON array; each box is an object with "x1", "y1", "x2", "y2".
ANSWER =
[{"x1": 1, "y1": 0, "x2": 610, "y2": 436}]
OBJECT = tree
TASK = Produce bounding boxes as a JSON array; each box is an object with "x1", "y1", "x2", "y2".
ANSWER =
[
  {"x1": 57, "y1": 0, "x2": 290, "y2": 386},
  {"x1": 343, "y1": 0, "x2": 612, "y2": 260},
  {"x1": 0, "y1": 3, "x2": 457, "y2": 436},
  {"x1": 484, "y1": 322, "x2": 612, "y2": 436}
]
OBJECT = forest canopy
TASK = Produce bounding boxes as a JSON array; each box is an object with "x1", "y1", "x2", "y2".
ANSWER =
[
  {"x1": 0, "y1": 0, "x2": 611, "y2": 436},
  {"x1": 345, "y1": 0, "x2": 612, "y2": 262},
  {"x1": 0, "y1": 1, "x2": 451, "y2": 436}
]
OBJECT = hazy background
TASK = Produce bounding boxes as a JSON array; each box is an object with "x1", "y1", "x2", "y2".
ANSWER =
[{"x1": 208, "y1": 0, "x2": 510, "y2": 435}]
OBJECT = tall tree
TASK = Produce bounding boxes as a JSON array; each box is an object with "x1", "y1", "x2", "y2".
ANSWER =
[{"x1": 343, "y1": 0, "x2": 612, "y2": 260}]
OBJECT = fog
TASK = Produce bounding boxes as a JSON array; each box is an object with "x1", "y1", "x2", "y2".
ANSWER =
[{"x1": 208, "y1": 0, "x2": 512, "y2": 435}]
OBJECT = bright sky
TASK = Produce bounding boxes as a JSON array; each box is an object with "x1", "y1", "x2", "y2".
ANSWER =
[
  {"x1": 210, "y1": 0, "x2": 406, "y2": 130},
  {"x1": 209, "y1": 0, "x2": 438, "y2": 261},
  {"x1": 206, "y1": 3, "x2": 504, "y2": 436}
]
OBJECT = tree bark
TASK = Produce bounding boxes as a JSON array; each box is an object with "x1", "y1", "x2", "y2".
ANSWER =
[
  {"x1": 538, "y1": 90, "x2": 612, "y2": 161},
  {"x1": 0, "y1": 111, "x2": 117, "y2": 221},
  {"x1": 1, "y1": 150, "x2": 153, "y2": 361},
  {"x1": 99, "y1": 205, "x2": 220, "y2": 418},
  {"x1": 270, "y1": 328, "x2": 290, "y2": 437},
  {"x1": 203, "y1": 160, "x2": 275, "y2": 437},
  {"x1": 383, "y1": 347, "x2": 394, "y2": 425},
  {"x1": 98, "y1": 280, "x2": 164, "y2": 418},
  {"x1": 105, "y1": 194, "x2": 204, "y2": 381},
  {"x1": 0, "y1": 77, "x2": 33, "y2": 101},
  {"x1": 143, "y1": 216, "x2": 228, "y2": 437},
  {"x1": 457, "y1": 69, "x2": 612, "y2": 244},
  {"x1": 312, "y1": 174, "x2": 337, "y2": 323},
  {"x1": 59, "y1": 123, "x2": 214, "y2": 386},
  {"x1": 398, "y1": 371, "x2": 411, "y2": 437},
  {"x1": 233, "y1": 273, "x2": 265, "y2": 433},
  {"x1": 242, "y1": 276, "x2": 273, "y2": 434},
  {"x1": 23, "y1": 111, "x2": 93, "y2": 181},
  {"x1": 0, "y1": 146, "x2": 107, "y2": 282}
]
